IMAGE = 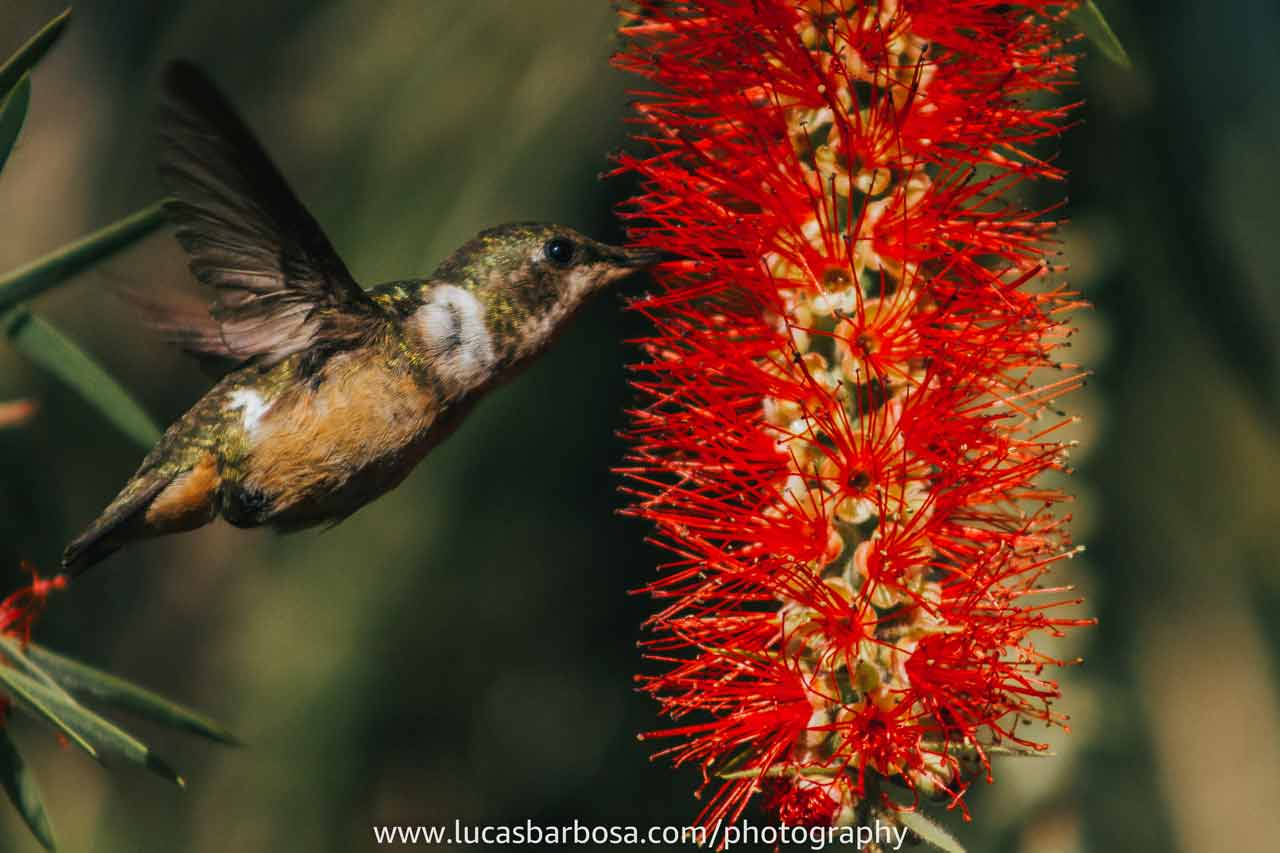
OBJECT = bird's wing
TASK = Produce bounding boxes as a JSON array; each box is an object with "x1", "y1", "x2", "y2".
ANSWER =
[{"x1": 155, "y1": 60, "x2": 384, "y2": 368}]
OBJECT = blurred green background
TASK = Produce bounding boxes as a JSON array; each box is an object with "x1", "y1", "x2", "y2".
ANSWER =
[{"x1": 0, "y1": 1, "x2": 1276, "y2": 851}]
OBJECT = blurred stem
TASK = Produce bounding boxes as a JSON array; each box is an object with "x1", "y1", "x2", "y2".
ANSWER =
[{"x1": 0, "y1": 201, "x2": 166, "y2": 313}]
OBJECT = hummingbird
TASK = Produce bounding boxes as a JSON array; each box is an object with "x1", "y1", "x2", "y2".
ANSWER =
[{"x1": 61, "y1": 61, "x2": 657, "y2": 576}]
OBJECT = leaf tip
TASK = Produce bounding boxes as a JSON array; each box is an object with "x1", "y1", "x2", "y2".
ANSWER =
[
  {"x1": 145, "y1": 753, "x2": 185, "y2": 789},
  {"x1": 1072, "y1": 0, "x2": 1132, "y2": 69}
]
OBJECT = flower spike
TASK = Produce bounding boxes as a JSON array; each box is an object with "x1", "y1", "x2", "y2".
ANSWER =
[{"x1": 616, "y1": 0, "x2": 1091, "y2": 838}]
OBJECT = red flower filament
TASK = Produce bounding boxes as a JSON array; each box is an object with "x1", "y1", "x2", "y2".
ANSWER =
[
  {"x1": 616, "y1": 0, "x2": 1090, "y2": 829},
  {"x1": 0, "y1": 563, "x2": 67, "y2": 722},
  {"x1": 0, "y1": 563, "x2": 65, "y2": 647}
]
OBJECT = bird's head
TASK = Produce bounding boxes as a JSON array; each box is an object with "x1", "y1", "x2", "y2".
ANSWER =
[{"x1": 405, "y1": 223, "x2": 658, "y2": 392}]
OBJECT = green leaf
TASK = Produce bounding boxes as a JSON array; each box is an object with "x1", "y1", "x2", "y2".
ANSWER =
[
  {"x1": 0, "y1": 636, "x2": 74, "y2": 700},
  {"x1": 0, "y1": 74, "x2": 31, "y2": 174},
  {"x1": 1071, "y1": 0, "x2": 1132, "y2": 68},
  {"x1": 0, "y1": 201, "x2": 167, "y2": 313},
  {"x1": 896, "y1": 811, "x2": 967, "y2": 853},
  {"x1": 0, "y1": 666, "x2": 184, "y2": 787},
  {"x1": 0, "y1": 9, "x2": 71, "y2": 99},
  {"x1": 0, "y1": 666, "x2": 99, "y2": 762},
  {"x1": 0, "y1": 727, "x2": 56, "y2": 851},
  {"x1": 23, "y1": 643, "x2": 239, "y2": 746},
  {"x1": 2, "y1": 308, "x2": 161, "y2": 448},
  {"x1": 0, "y1": 202, "x2": 167, "y2": 448}
]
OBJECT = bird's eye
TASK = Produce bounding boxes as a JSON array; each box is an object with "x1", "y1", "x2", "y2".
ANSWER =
[{"x1": 544, "y1": 237, "x2": 576, "y2": 266}]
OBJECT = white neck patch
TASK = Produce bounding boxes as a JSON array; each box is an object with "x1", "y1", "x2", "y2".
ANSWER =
[
  {"x1": 413, "y1": 284, "x2": 497, "y2": 391},
  {"x1": 226, "y1": 388, "x2": 272, "y2": 435}
]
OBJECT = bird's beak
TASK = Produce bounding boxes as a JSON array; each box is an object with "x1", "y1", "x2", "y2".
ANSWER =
[
  {"x1": 596, "y1": 244, "x2": 670, "y2": 287},
  {"x1": 610, "y1": 246, "x2": 666, "y2": 269}
]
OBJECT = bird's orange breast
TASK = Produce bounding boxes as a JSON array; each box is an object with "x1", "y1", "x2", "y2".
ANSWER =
[{"x1": 238, "y1": 353, "x2": 440, "y2": 518}]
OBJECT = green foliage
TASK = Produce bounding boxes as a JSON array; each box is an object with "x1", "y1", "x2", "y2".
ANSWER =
[
  {"x1": 0, "y1": 632, "x2": 239, "y2": 850},
  {"x1": 1071, "y1": 0, "x2": 1132, "y2": 68},
  {"x1": 0, "y1": 8, "x2": 235, "y2": 851},
  {"x1": 0, "y1": 202, "x2": 167, "y2": 315},
  {"x1": 22, "y1": 642, "x2": 238, "y2": 745},
  {"x1": 897, "y1": 811, "x2": 967, "y2": 853},
  {"x1": 0, "y1": 198, "x2": 169, "y2": 450},
  {"x1": 0, "y1": 4, "x2": 163, "y2": 450},
  {"x1": 0, "y1": 75, "x2": 30, "y2": 174},
  {"x1": 0, "y1": 728, "x2": 54, "y2": 852},
  {"x1": 0, "y1": 643, "x2": 185, "y2": 786},
  {"x1": 0, "y1": 9, "x2": 69, "y2": 97},
  {"x1": 2, "y1": 308, "x2": 162, "y2": 448}
]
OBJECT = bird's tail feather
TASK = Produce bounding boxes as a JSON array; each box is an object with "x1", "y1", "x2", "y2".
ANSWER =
[{"x1": 62, "y1": 473, "x2": 171, "y2": 576}]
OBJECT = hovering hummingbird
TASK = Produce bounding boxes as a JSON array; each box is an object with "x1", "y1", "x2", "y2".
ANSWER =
[{"x1": 61, "y1": 61, "x2": 657, "y2": 576}]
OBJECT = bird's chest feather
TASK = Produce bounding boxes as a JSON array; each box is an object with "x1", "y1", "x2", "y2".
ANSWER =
[{"x1": 230, "y1": 353, "x2": 439, "y2": 512}]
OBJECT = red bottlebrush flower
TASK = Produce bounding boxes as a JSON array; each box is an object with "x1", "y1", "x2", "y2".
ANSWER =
[{"x1": 616, "y1": 0, "x2": 1091, "y2": 834}]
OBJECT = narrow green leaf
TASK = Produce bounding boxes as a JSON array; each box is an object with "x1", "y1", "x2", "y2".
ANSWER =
[
  {"x1": 0, "y1": 201, "x2": 166, "y2": 312},
  {"x1": 1071, "y1": 0, "x2": 1132, "y2": 68},
  {"x1": 24, "y1": 643, "x2": 239, "y2": 746},
  {"x1": 0, "y1": 667, "x2": 100, "y2": 761},
  {"x1": 0, "y1": 636, "x2": 75, "y2": 700},
  {"x1": 0, "y1": 9, "x2": 71, "y2": 98},
  {"x1": 0, "y1": 727, "x2": 56, "y2": 851},
  {"x1": 0, "y1": 666, "x2": 183, "y2": 787},
  {"x1": 896, "y1": 811, "x2": 967, "y2": 853},
  {"x1": 3, "y1": 308, "x2": 161, "y2": 448},
  {"x1": 0, "y1": 74, "x2": 31, "y2": 174}
]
